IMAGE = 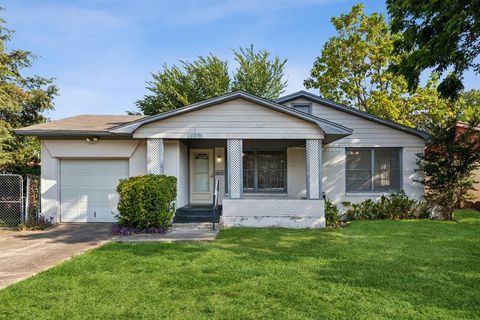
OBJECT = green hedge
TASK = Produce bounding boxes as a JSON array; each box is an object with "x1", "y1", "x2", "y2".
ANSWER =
[
  {"x1": 116, "y1": 174, "x2": 177, "y2": 229},
  {"x1": 343, "y1": 191, "x2": 430, "y2": 221},
  {"x1": 325, "y1": 199, "x2": 340, "y2": 227}
]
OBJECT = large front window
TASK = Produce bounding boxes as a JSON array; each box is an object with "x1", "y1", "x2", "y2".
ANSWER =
[
  {"x1": 243, "y1": 150, "x2": 286, "y2": 192},
  {"x1": 346, "y1": 148, "x2": 401, "y2": 192}
]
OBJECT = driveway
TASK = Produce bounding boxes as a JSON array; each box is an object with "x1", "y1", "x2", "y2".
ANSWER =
[{"x1": 0, "y1": 223, "x2": 112, "y2": 289}]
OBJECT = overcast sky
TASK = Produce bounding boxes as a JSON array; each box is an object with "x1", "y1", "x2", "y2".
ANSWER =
[{"x1": 3, "y1": 0, "x2": 479, "y2": 119}]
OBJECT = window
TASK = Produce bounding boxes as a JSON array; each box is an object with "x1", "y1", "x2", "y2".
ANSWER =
[
  {"x1": 243, "y1": 150, "x2": 286, "y2": 192},
  {"x1": 346, "y1": 148, "x2": 401, "y2": 192},
  {"x1": 292, "y1": 104, "x2": 311, "y2": 114}
]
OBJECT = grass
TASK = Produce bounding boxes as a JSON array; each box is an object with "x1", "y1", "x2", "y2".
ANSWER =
[{"x1": 1, "y1": 210, "x2": 479, "y2": 319}]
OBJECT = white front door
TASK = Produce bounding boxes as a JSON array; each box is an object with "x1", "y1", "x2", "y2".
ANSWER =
[{"x1": 190, "y1": 149, "x2": 214, "y2": 204}]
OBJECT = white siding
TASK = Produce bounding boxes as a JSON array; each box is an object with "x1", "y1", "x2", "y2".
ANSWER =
[
  {"x1": 287, "y1": 147, "x2": 306, "y2": 198},
  {"x1": 283, "y1": 99, "x2": 426, "y2": 210},
  {"x1": 289, "y1": 99, "x2": 425, "y2": 147},
  {"x1": 40, "y1": 141, "x2": 60, "y2": 223},
  {"x1": 164, "y1": 140, "x2": 188, "y2": 209},
  {"x1": 130, "y1": 140, "x2": 146, "y2": 176},
  {"x1": 134, "y1": 99, "x2": 324, "y2": 139},
  {"x1": 177, "y1": 142, "x2": 189, "y2": 208}
]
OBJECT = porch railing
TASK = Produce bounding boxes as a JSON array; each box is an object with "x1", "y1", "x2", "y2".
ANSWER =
[{"x1": 212, "y1": 178, "x2": 220, "y2": 230}]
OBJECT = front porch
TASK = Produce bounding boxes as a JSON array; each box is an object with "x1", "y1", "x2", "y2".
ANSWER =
[{"x1": 146, "y1": 138, "x2": 326, "y2": 228}]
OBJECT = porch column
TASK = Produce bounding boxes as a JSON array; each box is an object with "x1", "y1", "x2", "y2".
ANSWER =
[
  {"x1": 306, "y1": 139, "x2": 323, "y2": 199},
  {"x1": 146, "y1": 138, "x2": 164, "y2": 174},
  {"x1": 227, "y1": 139, "x2": 243, "y2": 199}
]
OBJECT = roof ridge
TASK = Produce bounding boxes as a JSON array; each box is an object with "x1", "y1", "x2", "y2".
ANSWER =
[{"x1": 276, "y1": 91, "x2": 431, "y2": 141}]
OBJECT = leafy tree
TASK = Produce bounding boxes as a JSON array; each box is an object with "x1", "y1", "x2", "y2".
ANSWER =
[
  {"x1": 416, "y1": 118, "x2": 480, "y2": 220},
  {"x1": 459, "y1": 89, "x2": 480, "y2": 121},
  {"x1": 387, "y1": 0, "x2": 480, "y2": 99},
  {"x1": 0, "y1": 13, "x2": 57, "y2": 175},
  {"x1": 136, "y1": 54, "x2": 229, "y2": 115},
  {"x1": 304, "y1": 4, "x2": 459, "y2": 130},
  {"x1": 232, "y1": 45, "x2": 287, "y2": 100},
  {"x1": 136, "y1": 46, "x2": 287, "y2": 115}
]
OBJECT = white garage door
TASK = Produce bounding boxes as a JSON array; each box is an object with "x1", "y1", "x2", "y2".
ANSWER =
[{"x1": 60, "y1": 159, "x2": 128, "y2": 222}]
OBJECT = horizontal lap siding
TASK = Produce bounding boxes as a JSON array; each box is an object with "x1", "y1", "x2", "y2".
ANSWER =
[
  {"x1": 133, "y1": 99, "x2": 324, "y2": 139},
  {"x1": 284, "y1": 99, "x2": 426, "y2": 209},
  {"x1": 288, "y1": 99, "x2": 425, "y2": 147}
]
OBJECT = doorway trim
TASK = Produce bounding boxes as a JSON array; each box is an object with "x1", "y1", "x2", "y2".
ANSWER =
[{"x1": 189, "y1": 148, "x2": 214, "y2": 204}]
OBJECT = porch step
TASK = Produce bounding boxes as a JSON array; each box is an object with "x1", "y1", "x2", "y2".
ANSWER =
[{"x1": 173, "y1": 205, "x2": 221, "y2": 223}]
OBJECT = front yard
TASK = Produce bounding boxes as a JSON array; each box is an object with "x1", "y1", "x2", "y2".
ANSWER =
[{"x1": 1, "y1": 210, "x2": 479, "y2": 319}]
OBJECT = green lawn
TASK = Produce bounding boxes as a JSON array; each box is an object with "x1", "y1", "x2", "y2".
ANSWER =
[{"x1": 1, "y1": 210, "x2": 479, "y2": 320}]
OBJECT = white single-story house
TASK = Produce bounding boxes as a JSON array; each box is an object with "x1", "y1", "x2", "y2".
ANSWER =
[{"x1": 16, "y1": 91, "x2": 429, "y2": 228}]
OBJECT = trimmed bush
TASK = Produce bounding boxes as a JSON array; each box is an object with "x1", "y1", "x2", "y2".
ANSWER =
[
  {"x1": 344, "y1": 191, "x2": 430, "y2": 221},
  {"x1": 325, "y1": 199, "x2": 340, "y2": 227},
  {"x1": 116, "y1": 174, "x2": 177, "y2": 229}
]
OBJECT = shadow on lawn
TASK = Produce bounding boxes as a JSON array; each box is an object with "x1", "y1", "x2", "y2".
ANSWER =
[{"x1": 88, "y1": 210, "x2": 480, "y2": 317}]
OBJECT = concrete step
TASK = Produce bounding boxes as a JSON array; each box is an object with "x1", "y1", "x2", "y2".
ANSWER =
[
  {"x1": 172, "y1": 214, "x2": 219, "y2": 223},
  {"x1": 172, "y1": 222, "x2": 215, "y2": 229}
]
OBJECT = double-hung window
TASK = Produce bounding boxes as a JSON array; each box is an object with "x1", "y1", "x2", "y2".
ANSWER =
[
  {"x1": 243, "y1": 150, "x2": 286, "y2": 192},
  {"x1": 346, "y1": 148, "x2": 401, "y2": 192}
]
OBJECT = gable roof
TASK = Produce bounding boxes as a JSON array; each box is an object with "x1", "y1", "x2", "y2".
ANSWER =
[
  {"x1": 109, "y1": 91, "x2": 353, "y2": 142},
  {"x1": 276, "y1": 90, "x2": 431, "y2": 141},
  {"x1": 15, "y1": 115, "x2": 144, "y2": 137}
]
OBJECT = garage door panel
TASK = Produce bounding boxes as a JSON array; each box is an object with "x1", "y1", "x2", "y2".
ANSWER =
[
  {"x1": 94, "y1": 160, "x2": 128, "y2": 173},
  {"x1": 61, "y1": 176, "x2": 96, "y2": 189},
  {"x1": 94, "y1": 177, "x2": 125, "y2": 188},
  {"x1": 60, "y1": 160, "x2": 92, "y2": 173},
  {"x1": 60, "y1": 160, "x2": 128, "y2": 223}
]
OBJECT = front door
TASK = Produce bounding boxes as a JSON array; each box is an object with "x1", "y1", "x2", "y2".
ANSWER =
[{"x1": 190, "y1": 149, "x2": 214, "y2": 204}]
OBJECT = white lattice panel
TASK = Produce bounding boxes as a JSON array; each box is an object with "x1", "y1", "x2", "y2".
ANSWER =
[
  {"x1": 306, "y1": 139, "x2": 322, "y2": 199},
  {"x1": 147, "y1": 138, "x2": 164, "y2": 174},
  {"x1": 227, "y1": 139, "x2": 242, "y2": 199}
]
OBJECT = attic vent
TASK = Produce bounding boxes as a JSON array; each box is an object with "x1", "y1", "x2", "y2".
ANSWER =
[{"x1": 292, "y1": 104, "x2": 311, "y2": 114}]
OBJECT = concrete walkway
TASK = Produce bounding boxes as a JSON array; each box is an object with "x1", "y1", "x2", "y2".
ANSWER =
[
  {"x1": 0, "y1": 223, "x2": 112, "y2": 289},
  {"x1": 0, "y1": 222, "x2": 219, "y2": 289},
  {"x1": 115, "y1": 223, "x2": 219, "y2": 242}
]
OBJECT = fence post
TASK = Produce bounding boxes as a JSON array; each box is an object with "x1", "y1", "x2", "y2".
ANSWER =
[
  {"x1": 37, "y1": 175, "x2": 41, "y2": 221},
  {"x1": 25, "y1": 176, "x2": 30, "y2": 223}
]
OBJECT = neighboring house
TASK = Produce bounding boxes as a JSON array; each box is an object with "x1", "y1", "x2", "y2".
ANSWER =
[
  {"x1": 456, "y1": 123, "x2": 480, "y2": 203},
  {"x1": 16, "y1": 91, "x2": 430, "y2": 228}
]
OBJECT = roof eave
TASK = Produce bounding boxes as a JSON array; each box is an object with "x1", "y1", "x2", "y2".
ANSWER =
[
  {"x1": 109, "y1": 91, "x2": 353, "y2": 136},
  {"x1": 14, "y1": 129, "x2": 131, "y2": 137},
  {"x1": 277, "y1": 91, "x2": 431, "y2": 142}
]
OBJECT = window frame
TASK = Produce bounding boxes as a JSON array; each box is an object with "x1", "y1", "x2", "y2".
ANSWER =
[
  {"x1": 291, "y1": 103, "x2": 312, "y2": 114},
  {"x1": 243, "y1": 148, "x2": 287, "y2": 193},
  {"x1": 345, "y1": 148, "x2": 403, "y2": 193}
]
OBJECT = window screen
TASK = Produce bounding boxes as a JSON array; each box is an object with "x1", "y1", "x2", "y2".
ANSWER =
[
  {"x1": 346, "y1": 148, "x2": 401, "y2": 192},
  {"x1": 242, "y1": 150, "x2": 286, "y2": 192}
]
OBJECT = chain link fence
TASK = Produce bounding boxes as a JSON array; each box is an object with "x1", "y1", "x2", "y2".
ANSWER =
[{"x1": 0, "y1": 174, "x2": 40, "y2": 228}]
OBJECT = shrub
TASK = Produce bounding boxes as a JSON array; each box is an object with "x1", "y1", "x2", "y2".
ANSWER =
[
  {"x1": 416, "y1": 118, "x2": 480, "y2": 220},
  {"x1": 325, "y1": 199, "x2": 340, "y2": 227},
  {"x1": 16, "y1": 215, "x2": 52, "y2": 231},
  {"x1": 116, "y1": 174, "x2": 177, "y2": 229},
  {"x1": 345, "y1": 191, "x2": 430, "y2": 221}
]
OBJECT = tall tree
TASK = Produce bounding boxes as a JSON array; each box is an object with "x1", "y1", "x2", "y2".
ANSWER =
[
  {"x1": 387, "y1": 0, "x2": 480, "y2": 99},
  {"x1": 136, "y1": 54, "x2": 229, "y2": 115},
  {"x1": 232, "y1": 45, "x2": 287, "y2": 100},
  {"x1": 416, "y1": 118, "x2": 480, "y2": 220},
  {"x1": 0, "y1": 13, "x2": 57, "y2": 175},
  {"x1": 304, "y1": 4, "x2": 458, "y2": 129},
  {"x1": 136, "y1": 46, "x2": 288, "y2": 115}
]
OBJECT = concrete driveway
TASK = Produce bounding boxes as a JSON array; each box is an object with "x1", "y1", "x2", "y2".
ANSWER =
[{"x1": 0, "y1": 223, "x2": 112, "y2": 289}]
